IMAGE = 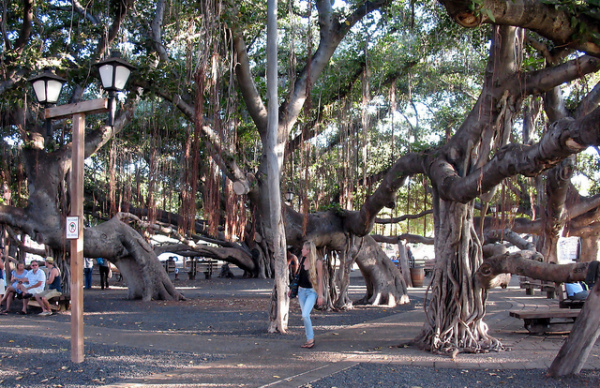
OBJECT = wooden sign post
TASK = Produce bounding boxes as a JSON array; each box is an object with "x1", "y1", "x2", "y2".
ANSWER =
[{"x1": 46, "y1": 98, "x2": 108, "y2": 363}]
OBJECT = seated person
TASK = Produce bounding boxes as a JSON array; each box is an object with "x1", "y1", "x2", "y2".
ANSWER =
[
  {"x1": 565, "y1": 282, "x2": 589, "y2": 301},
  {"x1": 0, "y1": 262, "x2": 28, "y2": 313},
  {"x1": 15, "y1": 260, "x2": 46, "y2": 315},
  {"x1": 35, "y1": 257, "x2": 62, "y2": 316}
]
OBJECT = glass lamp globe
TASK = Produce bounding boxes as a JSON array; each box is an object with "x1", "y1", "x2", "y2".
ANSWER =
[
  {"x1": 28, "y1": 68, "x2": 66, "y2": 105},
  {"x1": 94, "y1": 51, "x2": 135, "y2": 93}
]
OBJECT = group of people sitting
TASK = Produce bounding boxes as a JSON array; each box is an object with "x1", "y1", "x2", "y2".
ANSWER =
[{"x1": 0, "y1": 258, "x2": 62, "y2": 316}]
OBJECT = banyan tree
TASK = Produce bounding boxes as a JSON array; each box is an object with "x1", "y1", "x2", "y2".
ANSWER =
[{"x1": 1, "y1": 0, "x2": 600, "y2": 376}]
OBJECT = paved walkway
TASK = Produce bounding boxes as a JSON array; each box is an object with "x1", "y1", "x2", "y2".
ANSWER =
[{"x1": 2, "y1": 276, "x2": 599, "y2": 387}]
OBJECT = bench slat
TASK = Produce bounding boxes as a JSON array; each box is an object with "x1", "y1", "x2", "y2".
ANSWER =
[{"x1": 509, "y1": 309, "x2": 580, "y2": 320}]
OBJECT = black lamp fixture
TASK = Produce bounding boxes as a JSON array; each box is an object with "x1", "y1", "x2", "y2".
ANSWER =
[
  {"x1": 285, "y1": 190, "x2": 295, "y2": 203},
  {"x1": 28, "y1": 68, "x2": 67, "y2": 135},
  {"x1": 93, "y1": 50, "x2": 136, "y2": 126},
  {"x1": 28, "y1": 67, "x2": 67, "y2": 106}
]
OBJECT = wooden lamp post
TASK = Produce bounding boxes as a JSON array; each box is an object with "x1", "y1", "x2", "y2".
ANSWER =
[{"x1": 29, "y1": 54, "x2": 134, "y2": 363}]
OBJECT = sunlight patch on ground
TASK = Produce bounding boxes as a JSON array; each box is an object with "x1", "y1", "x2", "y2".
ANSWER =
[{"x1": 83, "y1": 311, "x2": 140, "y2": 316}]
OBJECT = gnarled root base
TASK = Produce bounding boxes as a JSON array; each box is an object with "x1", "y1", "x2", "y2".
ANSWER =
[
  {"x1": 354, "y1": 292, "x2": 410, "y2": 307},
  {"x1": 414, "y1": 328, "x2": 505, "y2": 355}
]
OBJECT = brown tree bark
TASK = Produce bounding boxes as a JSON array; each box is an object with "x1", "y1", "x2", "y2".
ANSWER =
[
  {"x1": 284, "y1": 208, "x2": 410, "y2": 306},
  {"x1": 477, "y1": 252, "x2": 600, "y2": 376},
  {"x1": 477, "y1": 251, "x2": 589, "y2": 287},
  {"x1": 0, "y1": 136, "x2": 183, "y2": 301},
  {"x1": 549, "y1": 282, "x2": 600, "y2": 376},
  {"x1": 537, "y1": 158, "x2": 575, "y2": 263},
  {"x1": 353, "y1": 235, "x2": 409, "y2": 306}
]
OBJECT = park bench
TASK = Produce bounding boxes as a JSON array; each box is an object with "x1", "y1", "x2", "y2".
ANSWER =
[
  {"x1": 519, "y1": 276, "x2": 555, "y2": 298},
  {"x1": 28, "y1": 295, "x2": 71, "y2": 312},
  {"x1": 25, "y1": 265, "x2": 70, "y2": 312},
  {"x1": 557, "y1": 282, "x2": 586, "y2": 309},
  {"x1": 509, "y1": 308, "x2": 580, "y2": 334},
  {"x1": 187, "y1": 258, "x2": 220, "y2": 279},
  {"x1": 424, "y1": 258, "x2": 435, "y2": 276}
]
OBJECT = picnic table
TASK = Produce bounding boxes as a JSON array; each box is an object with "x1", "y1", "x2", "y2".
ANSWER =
[{"x1": 510, "y1": 308, "x2": 580, "y2": 334}]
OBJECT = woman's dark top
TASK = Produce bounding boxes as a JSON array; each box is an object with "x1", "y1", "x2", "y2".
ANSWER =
[
  {"x1": 49, "y1": 269, "x2": 62, "y2": 292},
  {"x1": 298, "y1": 262, "x2": 312, "y2": 289}
]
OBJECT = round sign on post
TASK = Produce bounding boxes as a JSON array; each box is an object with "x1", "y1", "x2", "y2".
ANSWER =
[{"x1": 66, "y1": 216, "x2": 79, "y2": 239}]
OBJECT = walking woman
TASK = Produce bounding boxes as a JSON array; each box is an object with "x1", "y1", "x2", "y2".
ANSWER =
[{"x1": 296, "y1": 241, "x2": 324, "y2": 349}]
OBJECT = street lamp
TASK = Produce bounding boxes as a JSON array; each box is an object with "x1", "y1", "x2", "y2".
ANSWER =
[
  {"x1": 93, "y1": 51, "x2": 136, "y2": 126},
  {"x1": 285, "y1": 190, "x2": 295, "y2": 204},
  {"x1": 28, "y1": 68, "x2": 67, "y2": 105},
  {"x1": 28, "y1": 54, "x2": 134, "y2": 364},
  {"x1": 28, "y1": 68, "x2": 67, "y2": 136}
]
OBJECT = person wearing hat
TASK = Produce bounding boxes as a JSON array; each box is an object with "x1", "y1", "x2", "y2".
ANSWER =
[{"x1": 33, "y1": 257, "x2": 62, "y2": 316}]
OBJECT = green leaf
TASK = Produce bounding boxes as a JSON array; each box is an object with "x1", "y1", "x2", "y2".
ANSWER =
[{"x1": 482, "y1": 8, "x2": 496, "y2": 22}]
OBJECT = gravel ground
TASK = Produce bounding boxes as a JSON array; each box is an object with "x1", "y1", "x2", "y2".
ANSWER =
[
  {"x1": 47, "y1": 276, "x2": 418, "y2": 339},
  {"x1": 302, "y1": 364, "x2": 600, "y2": 388},
  {"x1": 0, "y1": 275, "x2": 417, "y2": 387},
  {"x1": 2, "y1": 274, "x2": 599, "y2": 388},
  {"x1": 0, "y1": 332, "x2": 216, "y2": 387}
]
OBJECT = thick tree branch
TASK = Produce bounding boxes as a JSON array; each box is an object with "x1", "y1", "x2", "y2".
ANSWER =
[
  {"x1": 477, "y1": 251, "x2": 591, "y2": 289},
  {"x1": 521, "y1": 56, "x2": 600, "y2": 99},
  {"x1": 440, "y1": 0, "x2": 600, "y2": 58},
  {"x1": 575, "y1": 81, "x2": 600, "y2": 119},
  {"x1": 371, "y1": 234, "x2": 434, "y2": 245},
  {"x1": 0, "y1": 205, "x2": 28, "y2": 235},
  {"x1": 429, "y1": 107, "x2": 600, "y2": 203},
  {"x1": 232, "y1": 31, "x2": 268, "y2": 135},
  {"x1": 13, "y1": 0, "x2": 33, "y2": 54},
  {"x1": 565, "y1": 185, "x2": 600, "y2": 223},
  {"x1": 57, "y1": 1, "x2": 100, "y2": 24},
  {"x1": 344, "y1": 152, "x2": 426, "y2": 236},
  {"x1": 375, "y1": 209, "x2": 433, "y2": 224},
  {"x1": 484, "y1": 228, "x2": 536, "y2": 250},
  {"x1": 281, "y1": 0, "x2": 393, "y2": 138},
  {"x1": 150, "y1": 0, "x2": 170, "y2": 63}
]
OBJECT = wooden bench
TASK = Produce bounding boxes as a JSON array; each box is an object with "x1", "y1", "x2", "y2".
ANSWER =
[
  {"x1": 557, "y1": 282, "x2": 586, "y2": 309},
  {"x1": 198, "y1": 259, "x2": 219, "y2": 279},
  {"x1": 27, "y1": 295, "x2": 70, "y2": 312},
  {"x1": 187, "y1": 258, "x2": 220, "y2": 279},
  {"x1": 519, "y1": 277, "x2": 555, "y2": 298},
  {"x1": 520, "y1": 276, "x2": 539, "y2": 295},
  {"x1": 509, "y1": 309, "x2": 580, "y2": 334},
  {"x1": 424, "y1": 259, "x2": 435, "y2": 276}
]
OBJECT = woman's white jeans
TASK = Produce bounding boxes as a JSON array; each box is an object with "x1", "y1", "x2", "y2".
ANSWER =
[{"x1": 298, "y1": 287, "x2": 318, "y2": 341}]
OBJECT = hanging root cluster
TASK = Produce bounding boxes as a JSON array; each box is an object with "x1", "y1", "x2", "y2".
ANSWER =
[{"x1": 415, "y1": 201, "x2": 504, "y2": 355}]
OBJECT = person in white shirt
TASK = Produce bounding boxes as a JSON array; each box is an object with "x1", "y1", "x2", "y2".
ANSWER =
[{"x1": 16, "y1": 260, "x2": 46, "y2": 315}]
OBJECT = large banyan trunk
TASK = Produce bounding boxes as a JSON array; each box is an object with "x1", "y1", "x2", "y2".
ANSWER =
[
  {"x1": 84, "y1": 218, "x2": 184, "y2": 301},
  {"x1": 353, "y1": 235, "x2": 409, "y2": 307},
  {"x1": 15, "y1": 148, "x2": 182, "y2": 301},
  {"x1": 415, "y1": 198, "x2": 501, "y2": 353}
]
